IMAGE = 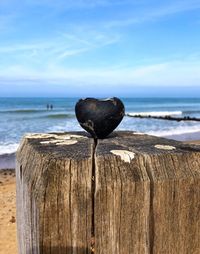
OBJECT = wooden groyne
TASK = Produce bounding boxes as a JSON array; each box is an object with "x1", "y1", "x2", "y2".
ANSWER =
[
  {"x1": 127, "y1": 113, "x2": 200, "y2": 122},
  {"x1": 16, "y1": 131, "x2": 200, "y2": 254}
]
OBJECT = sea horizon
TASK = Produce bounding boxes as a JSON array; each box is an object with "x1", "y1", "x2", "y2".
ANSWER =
[{"x1": 1, "y1": 96, "x2": 200, "y2": 99}]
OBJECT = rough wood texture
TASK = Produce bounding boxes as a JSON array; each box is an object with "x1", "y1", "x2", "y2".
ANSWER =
[
  {"x1": 95, "y1": 131, "x2": 200, "y2": 254},
  {"x1": 16, "y1": 132, "x2": 93, "y2": 254},
  {"x1": 16, "y1": 131, "x2": 200, "y2": 254}
]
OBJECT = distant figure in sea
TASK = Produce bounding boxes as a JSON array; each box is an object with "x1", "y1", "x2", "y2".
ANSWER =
[
  {"x1": 46, "y1": 104, "x2": 50, "y2": 110},
  {"x1": 50, "y1": 104, "x2": 53, "y2": 110}
]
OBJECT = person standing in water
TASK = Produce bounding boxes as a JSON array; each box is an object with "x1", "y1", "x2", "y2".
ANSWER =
[
  {"x1": 46, "y1": 104, "x2": 50, "y2": 110},
  {"x1": 50, "y1": 104, "x2": 53, "y2": 110}
]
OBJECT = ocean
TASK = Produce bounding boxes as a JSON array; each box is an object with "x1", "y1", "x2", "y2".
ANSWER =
[{"x1": 0, "y1": 97, "x2": 200, "y2": 156}]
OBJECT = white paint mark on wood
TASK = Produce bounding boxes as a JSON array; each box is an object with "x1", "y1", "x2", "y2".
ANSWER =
[
  {"x1": 40, "y1": 140, "x2": 78, "y2": 145},
  {"x1": 54, "y1": 134, "x2": 86, "y2": 140},
  {"x1": 56, "y1": 140, "x2": 78, "y2": 145},
  {"x1": 26, "y1": 133, "x2": 56, "y2": 139},
  {"x1": 26, "y1": 133, "x2": 86, "y2": 140},
  {"x1": 40, "y1": 140, "x2": 58, "y2": 144},
  {"x1": 155, "y1": 144, "x2": 176, "y2": 150},
  {"x1": 133, "y1": 132, "x2": 145, "y2": 135},
  {"x1": 110, "y1": 150, "x2": 135, "y2": 163},
  {"x1": 68, "y1": 134, "x2": 87, "y2": 139}
]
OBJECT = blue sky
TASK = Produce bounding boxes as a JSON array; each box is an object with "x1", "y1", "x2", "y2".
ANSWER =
[{"x1": 0, "y1": 0, "x2": 200, "y2": 97}]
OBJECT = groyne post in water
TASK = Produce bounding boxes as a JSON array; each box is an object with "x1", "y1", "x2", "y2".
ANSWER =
[
  {"x1": 16, "y1": 131, "x2": 200, "y2": 254},
  {"x1": 126, "y1": 113, "x2": 200, "y2": 122}
]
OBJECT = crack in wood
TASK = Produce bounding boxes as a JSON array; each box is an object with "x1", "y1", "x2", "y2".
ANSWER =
[
  {"x1": 16, "y1": 131, "x2": 200, "y2": 254},
  {"x1": 144, "y1": 155, "x2": 155, "y2": 254},
  {"x1": 91, "y1": 138, "x2": 97, "y2": 253}
]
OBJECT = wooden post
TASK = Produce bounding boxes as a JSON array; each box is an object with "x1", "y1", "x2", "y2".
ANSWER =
[
  {"x1": 16, "y1": 131, "x2": 200, "y2": 254},
  {"x1": 16, "y1": 132, "x2": 93, "y2": 254}
]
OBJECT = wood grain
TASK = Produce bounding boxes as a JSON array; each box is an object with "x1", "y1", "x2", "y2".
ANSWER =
[
  {"x1": 16, "y1": 132, "x2": 93, "y2": 254},
  {"x1": 94, "y1": 131, "x2": 200, "y2": 254},
  {"x1": 16, "y1": 131, "x2": 200, "y2": 254},
  {"x1": 94, "y1": 137, "x2": 149, "y2": 254}
]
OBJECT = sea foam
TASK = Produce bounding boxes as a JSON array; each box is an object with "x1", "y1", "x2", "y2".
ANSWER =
[
  {"x1": 148, "y1": 125, "x2": 200, "y2": 137},
  {"x1": 128, "y1": 111, "x2": 182, "y2": 117},
  {"x1": 0, "y1": 143, "x2": 19, "y2": 155}
]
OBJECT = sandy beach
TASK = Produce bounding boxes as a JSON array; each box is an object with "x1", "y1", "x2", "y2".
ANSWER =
[
  {"x1": 0, "y1": 169, "x2": 17, "y2": 254},
  {"x1": 0, "y1": 139, "x2": 200, "y2": 254}
]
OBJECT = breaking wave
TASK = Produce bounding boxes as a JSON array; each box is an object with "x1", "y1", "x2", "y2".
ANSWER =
[{"x1": 127, "y1": 111, "x2": 183, "y2": 117}]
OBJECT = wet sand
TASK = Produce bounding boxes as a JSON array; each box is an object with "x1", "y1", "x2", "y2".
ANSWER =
[
  {"x1": 0, "y1": 139, "x2": 200, "y2": 254},
  {"x1": 0, "y1": 153, "x2": 15, "y2": 170}
]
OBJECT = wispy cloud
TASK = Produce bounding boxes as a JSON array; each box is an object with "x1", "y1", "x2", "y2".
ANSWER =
[
  {"x1": 0, "y1": 0, "x2": 199, "y2": 97},
  {"x1": 57, "y1": 32, "x2": 120, "y2": 59},
  {"x1": 0, "y1": 30, "x2": 120, "y2": 67},
  {"x1": 1, "y1": 56, "x2": 200, "y2": 89},
  {"x1": 24, "y1": 0, "x2": 133, "y2": 10},
  {"x1": 105, "y1": 0, "x2": 200, "y2": 28},
  {"x1": 57, "y1": 48, "x2": 89, "y2": 59}
]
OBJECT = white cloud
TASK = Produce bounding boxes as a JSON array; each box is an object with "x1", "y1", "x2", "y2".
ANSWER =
[
  {"x1": 0, "y1": 57, "x2": 200, "y2": 88},
  {"x1": 0, "y1": 0, "x2": 199, "y2": 95}
]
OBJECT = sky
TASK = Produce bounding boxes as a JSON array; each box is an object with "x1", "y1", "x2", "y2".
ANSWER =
[{"x1": 0, "y1": 0, "x2": 200, "y2": 97}]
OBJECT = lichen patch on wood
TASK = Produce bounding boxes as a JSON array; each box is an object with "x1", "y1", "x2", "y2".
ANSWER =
[
  {"x1": 26, "y1": 133, "x2": 85, "y2": 146},
  {"x1": 56, "y1": 140, "x2": 78, "y2": 145},
  {"x1": 40, "y1": 140, "x2": 59, "y2": 144},
  {"x1": 40, "y1": 140, "x2": 78, "y2": 145},
  {"x1": 133, "y1": 132, "x2": 145, "y2": 135},
  {"x1": 110, "y1": 150, "x2": 135, "y2": 163},
  {"x1": 154, "y1": 144, "x2": 176, "y2": 150},
  {"x1": 25, "y1": 133, "x2": 56, "y2": 139},
  {"x1": 68, "y1": 134, "x2": 87, "y2": 139}
]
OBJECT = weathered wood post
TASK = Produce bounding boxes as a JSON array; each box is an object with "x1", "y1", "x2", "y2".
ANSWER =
[{"x1": 16, "y1": 131, "x2": 200, "y2": 254}]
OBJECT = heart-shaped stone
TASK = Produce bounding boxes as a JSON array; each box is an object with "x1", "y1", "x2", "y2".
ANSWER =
[{"x1": 75, "y1": 97, "x2": 125, "y2": 139}]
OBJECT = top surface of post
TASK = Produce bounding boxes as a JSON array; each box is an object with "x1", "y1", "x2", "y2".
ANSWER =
[
  {"x1": 17, "y1": 130, "x2": 200, "y2": 161},
  {"x1": 95, "y1": 131, "x2": 200, "y2": 182},
  {"x1": 97, "y1": 130, "x2": 200, "y2": 155},
  {"x1": 17, "y1": 130, "x2": 200, "y2": 182},
  {"x1": 17, "y1": 131, "x2": 93, "y2": 162},
  {"x1": 16, "y1": 131, "x2": 200, "y2": 254}
]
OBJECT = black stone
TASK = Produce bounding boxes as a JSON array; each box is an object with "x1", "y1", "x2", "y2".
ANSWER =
[{"x1": 75, "y1": 97, "x2": 125, "y2": 139}]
